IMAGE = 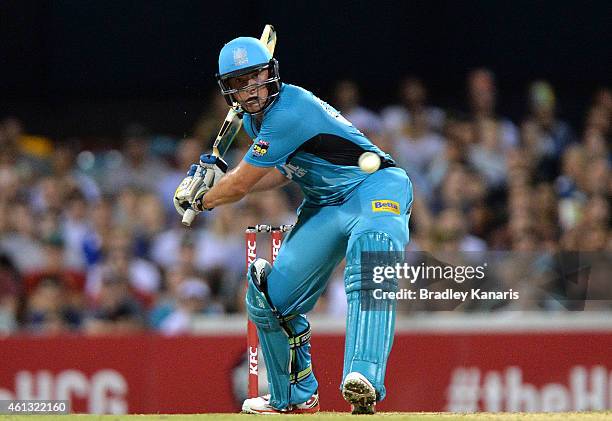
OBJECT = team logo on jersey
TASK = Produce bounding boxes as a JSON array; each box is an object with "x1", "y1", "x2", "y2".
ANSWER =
[
  {"x1": 371, "y1": 200, "x2": 400, "y2": 215},
  {"x1": 252, "y1": 140, "x2": 269, "y2": 157},
  {"x1": 281, "y1": 163, "x2": 307, "y2": 179},
  {"x1": 233, "y1": 47, "x2": 248, "y2": 66}
]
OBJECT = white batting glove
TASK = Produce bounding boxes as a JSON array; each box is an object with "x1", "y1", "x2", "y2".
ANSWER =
[
  {"x1": 191, "y1": 154, "x2": 228, "y2": 211},
  {"x1": 174, "y1": 164, "x2": 205, "y2": 216}
]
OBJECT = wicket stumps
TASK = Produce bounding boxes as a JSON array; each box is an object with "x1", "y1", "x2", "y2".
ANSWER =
[{"x1": 245, "y1": 224, "x2": 293, "y2": 398}]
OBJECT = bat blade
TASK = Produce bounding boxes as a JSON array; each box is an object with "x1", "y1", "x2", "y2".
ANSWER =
[
  {"x1": 212, "y1": 107, "x2": 243, "y2": 158},
  {"x1": 260, "y1": 24, "x2": 277, "y2": 54}
]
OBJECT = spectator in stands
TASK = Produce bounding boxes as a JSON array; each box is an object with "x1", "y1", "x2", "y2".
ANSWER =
[
  {"x1": 556, "y1": 145, "x2": 588, "y2": 231},
  {"x1": 333, "y1": 79, "x2": 383, "y2": 136},
  {"x1": 150, "y1": 219, "x2": 198, "y2": 271},
  {"x1": 405, "y1": 196, "x2": 435, "y2": 252},
  {"x1": 585, "y1": 104, "x2": 611, "y2": 138},
  {"x1": 23, "y1": 276, "x2": 82, "y2": 334},
  {"x1": 115, "y1": 185, "x2": 141, "y2": 228},
  {"x1": 525, "y1": 81, "x2": 574, "y2": 159},
  {"x1": 389, "y1": 107, "x2": 445, "y2": 202},
  {"x1": 84, "y1": 269, "x2": 145, "y2": 335},
  {"x1": 0, "y1": 148, "x2": 23, "y2": 204},
  {"x1": 382, "y1": 76, "x2": 446, "y2": 135},
  {"x1": 102, "y1": 123, "x2": 170, "y2": 195},
  {"x1": 583, "y1": 157, "x2": 610, "y2": 197},
  {"x1": 531, "y1": 183, "x2": 561, "y2": 246},
  {"x1": 465, "y1": 188, "x2": 493, "y2": 245},
  {"x1": 468, "y1": 118, "x2": 509, "y2": 188},
  {"x1": 61, "y1": 191, "x2": 90, "y2": 270},
  {"x1": 22, "y1": 233, "x2": 86, "y2": 310},
  {"x1": 114, "y1": 188, "x2": 166, "y2": 258},
  {"x1": 396, "y1": 109, "x2": 444, "y2": 172},
  {"x1": 434, "y1": 164, "x2": 479, "y2": 212},
  {"x1": 433, "y1": 208, "x2": 486, "y2": 252},
  {"x1": 583, "y1": 127, "x2": 609, "y2": 162},
  {"x1": 593, "y1": 87, "x2": 612, "y2": 113},
  {"x1": 583, "y1": 195, "x2": 610, "y2": 229},
  {"x1": 520, "y1": 120, "x2": 557, "y2": 182},
  {"x1": 467, "y1": 68, "x2": 519, "y2": 149},
  {"x1": 157, "y1": 137, "x2": 204, "y2": 216},
  {"x1": 194, "y1": 206, "x2": 244, "y2": 275},
  {"x1": 81, "y1": 196, "x2": 114, "y2": 267},
  {"x1": 135, "y1": 192, "x2": 167, "y2": 258},
  {"x1": 584, "y1": 227, "x2": 609, "y2": 252},
  {"x1": 0, "y1": 205, "x2": 8, "y2": 241},
  {"x1": 0, "y1": 254, "x2": 20, "y2": 335},
  {"x1": 159, "y1": 278, "x2": 220, "y2": 335},
  {"x1": 1, "y1": 117, "x2": 51, "y2": 176},
  {"x1": 149, "y1": 263, "x2": 195, "y2": 329},
  {"x1": 49, "y1": 142, "x2": 101, "y2": 202},
  {"x1": 155, "y1": 206, "x2": 245, "y2": 312},
  {"x1": 38, "y1": 209, "x2": 63, "y2": 245},
  {"x1": 561, "y1": 194, "x2": 611, "y2": 252},
  {"x1": 0, "y1": 203, "x2": 46, "y2": 272},
  {"x1": 85, "y1": 228, "x2": 160, "y2": 306},
  {"x1": 427, "y1": 114, "x2": 471, "y2": 194},
  {"x1": 30, "y1": 175, "x2": 66, "y2": 214}
]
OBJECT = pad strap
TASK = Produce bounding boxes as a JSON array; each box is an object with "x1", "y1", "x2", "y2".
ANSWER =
[
  {"x1": 288, "y1": 326, "x2": 312, "y2": 349},
  {"x1": 279, "y1": 314, "x2": 297, "y2": 323},
  {"x1": 286, "y1": 322, "x2": 313, "y2": 386},
  {"x1": 290, "y1": 364, "x2": 313, "y2": 384}
]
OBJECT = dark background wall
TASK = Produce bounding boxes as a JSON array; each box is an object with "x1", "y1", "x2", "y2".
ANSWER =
[{"x1": 1, "y1": 0, "x2": 610, "y2": 140}]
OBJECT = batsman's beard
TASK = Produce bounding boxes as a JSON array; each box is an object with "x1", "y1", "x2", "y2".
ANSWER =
[{"x1": 243, "y1": 97, "x2": 265, "y2": 113}]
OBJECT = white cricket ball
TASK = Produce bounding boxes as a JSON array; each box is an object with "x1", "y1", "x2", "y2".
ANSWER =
[{"x1": 358, "y1": 152, "x2": 381, "y2": 173}]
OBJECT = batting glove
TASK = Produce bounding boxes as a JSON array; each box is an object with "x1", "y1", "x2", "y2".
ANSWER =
[
  {"x1": 174, "y1": 163, "x2": 205, "y2": 216},
  {"x1": 191, "y1": 154, "x2": 228, "y2": 211}
]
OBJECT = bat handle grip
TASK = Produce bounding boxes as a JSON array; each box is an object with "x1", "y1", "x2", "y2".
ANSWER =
[{"x1": 182, "y1": 208, "x2": 197, "y2": 227}]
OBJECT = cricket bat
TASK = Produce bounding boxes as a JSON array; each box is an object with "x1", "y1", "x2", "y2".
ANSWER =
[{"x1": 182, "y1": 24, "x2": 277, "y2": 226}]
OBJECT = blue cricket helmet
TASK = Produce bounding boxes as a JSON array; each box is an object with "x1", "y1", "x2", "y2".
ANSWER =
[
  {"x1": 216, "y1": 36, "x2": 281, "y2": 114},
  {"x1": 218, "y1": 37, "x2": 271, "y2": 77}
]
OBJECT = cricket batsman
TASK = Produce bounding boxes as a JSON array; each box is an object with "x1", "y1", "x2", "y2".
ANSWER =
[{"x1": 174, "y1": 35, "x2": 413, "y2": 414}]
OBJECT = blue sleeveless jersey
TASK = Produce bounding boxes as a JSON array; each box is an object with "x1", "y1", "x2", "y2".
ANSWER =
[{"x1": 243, "y1": 84, "x2": 394, "y2": 206}]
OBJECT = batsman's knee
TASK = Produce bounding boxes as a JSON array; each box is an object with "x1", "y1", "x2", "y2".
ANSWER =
[{"x1": 245, "y1": 258, "x2": 280, "y2": 330}]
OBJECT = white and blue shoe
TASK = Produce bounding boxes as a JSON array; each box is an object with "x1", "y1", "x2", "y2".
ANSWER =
[{"x1": 241, "y1": 392, "x2": 320, "y2": 415}]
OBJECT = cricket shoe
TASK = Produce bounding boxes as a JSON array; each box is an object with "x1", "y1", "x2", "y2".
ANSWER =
[
  {"x1": 241, "y1": 392, "x2": 320, "y2": 414},
  {"x1": 342, "y1": 372, "x2": 377, "y2": 415}
]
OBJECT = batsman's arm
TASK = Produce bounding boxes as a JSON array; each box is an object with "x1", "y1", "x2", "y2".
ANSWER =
[
  {"x1": 251, "y1": 168, "x2": 290, "y2": 192},
  {"x1": 201, "y1": 159, "x2": 273, "y2": 208}
]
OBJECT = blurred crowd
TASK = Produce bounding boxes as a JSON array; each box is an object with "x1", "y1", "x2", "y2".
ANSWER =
[{"x1": 0, "y1": 69, "x2": 610, "y2": 335}]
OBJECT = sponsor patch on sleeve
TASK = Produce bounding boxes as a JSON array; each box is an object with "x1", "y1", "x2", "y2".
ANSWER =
[
  {"x1": 252, "y1": 140, "x2": 269, "y2": 157},
  {"x1": 371, "y1": 200, "x2": 400, "y2": 215}
]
